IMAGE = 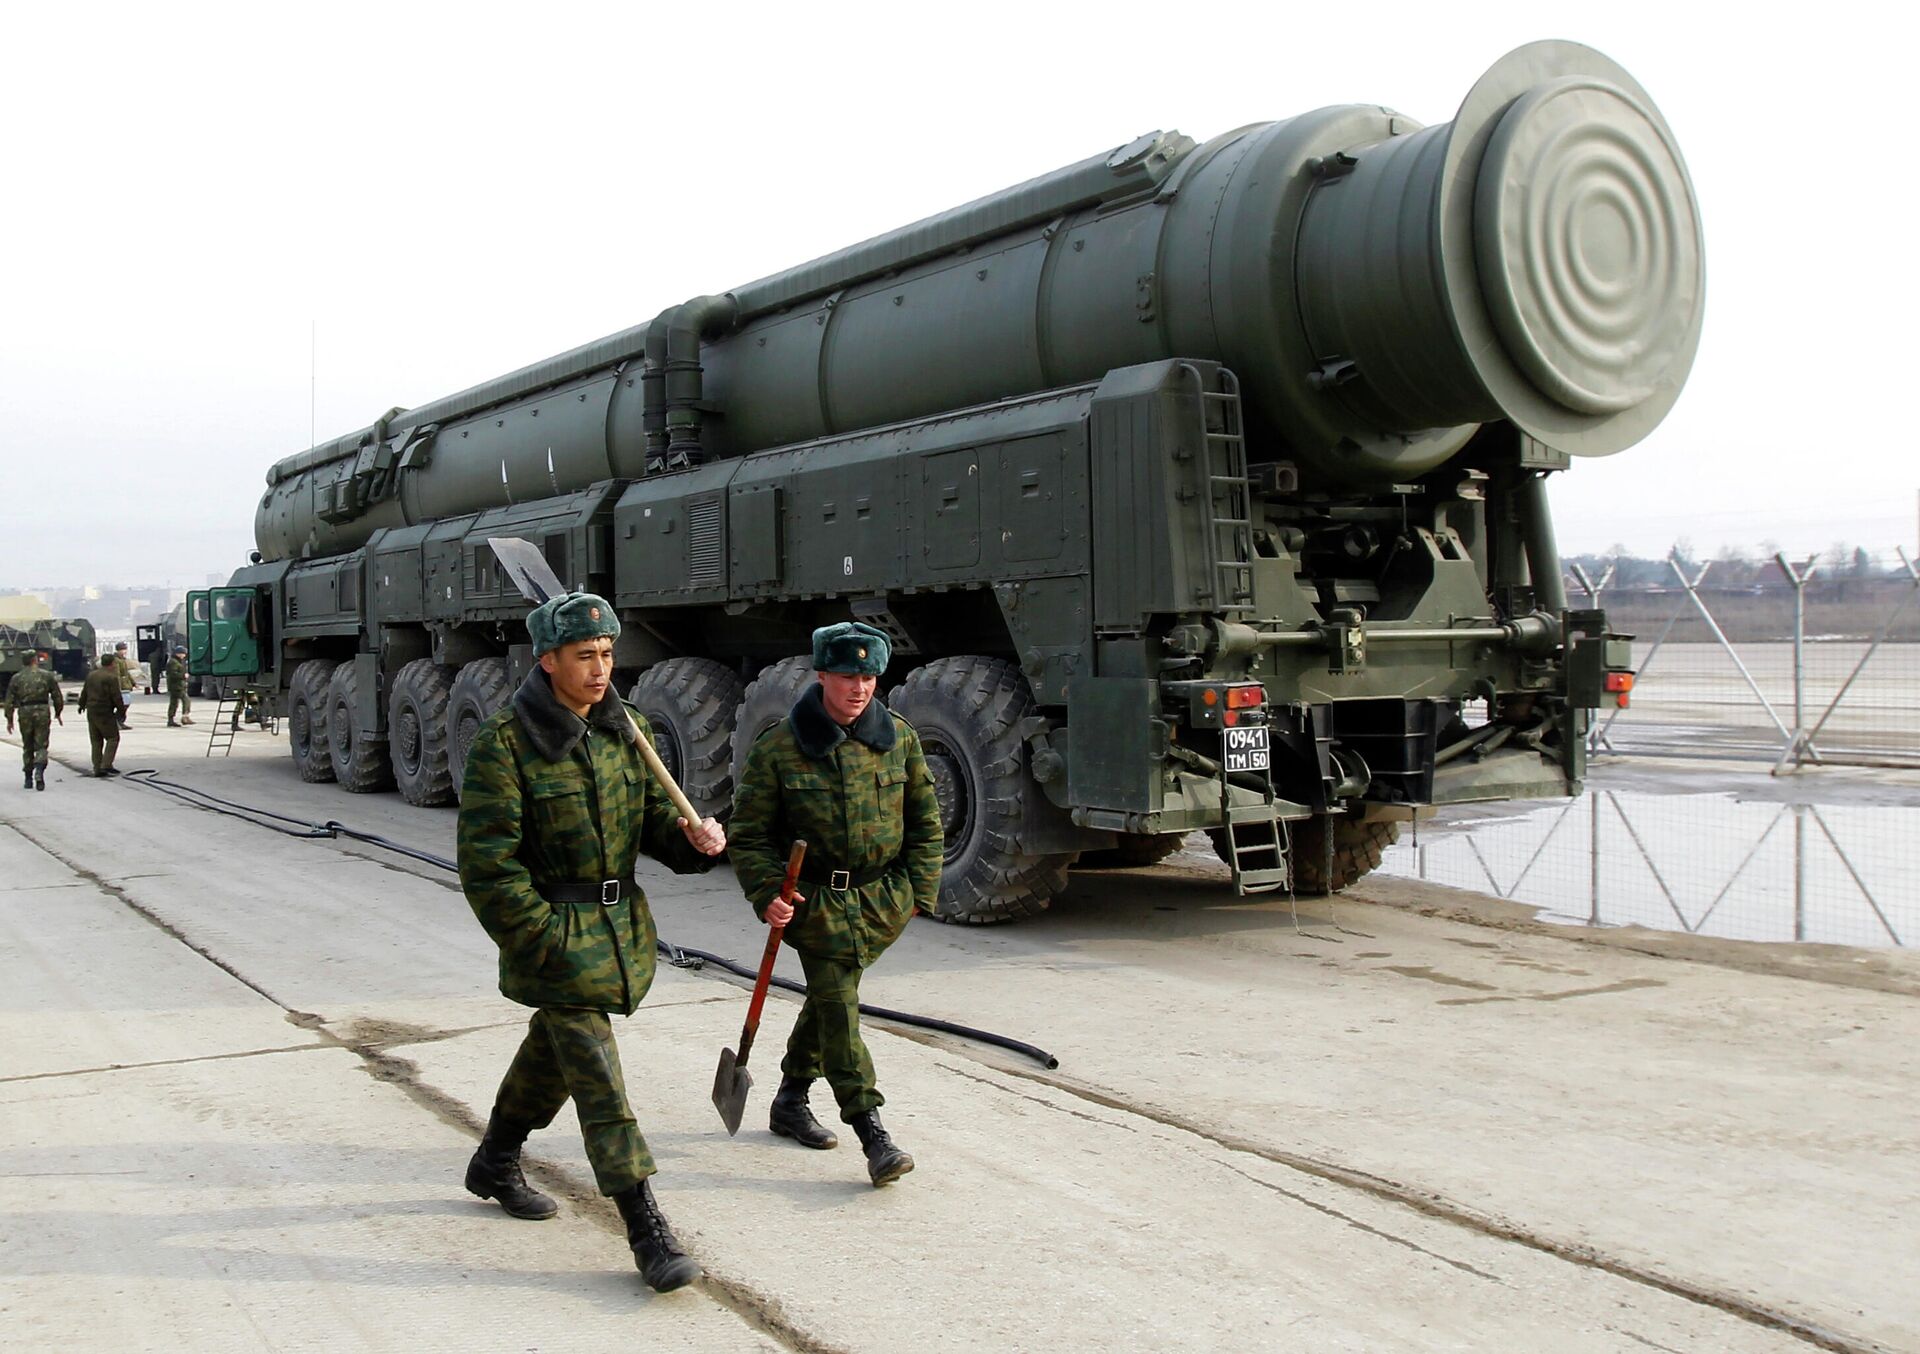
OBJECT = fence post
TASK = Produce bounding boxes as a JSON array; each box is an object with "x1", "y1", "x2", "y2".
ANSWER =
[{"x1": 1773, "y1": 553, "x2": 1819, "y2": 774}]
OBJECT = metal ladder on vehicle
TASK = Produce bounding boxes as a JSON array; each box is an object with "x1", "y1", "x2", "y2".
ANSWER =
[
  {"x1": 1181, "y1": 363, "x2": 1258, "y2": 618},
  {"x1": 1182, "y1": 363, "x2": 1284, "y2": 891},
  {"x1": 205, "y1": 695, "x2": 238, "y2": 757},
  {"x1": 1219, "y1": 756, "x2": 1291, "y2": 895}
]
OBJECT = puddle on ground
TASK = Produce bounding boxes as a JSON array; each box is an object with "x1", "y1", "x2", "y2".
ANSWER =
[{"x1": 1376, "y1": 791, "x2": 1917, "y2": 949}]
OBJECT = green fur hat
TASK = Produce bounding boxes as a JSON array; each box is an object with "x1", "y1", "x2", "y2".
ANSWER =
[
  {"x1": 811, "y1": 621, "x2": 890, "y2": 675},
  {"x1": 528, "y1": 591, "x2": 621, "y2": 656}
]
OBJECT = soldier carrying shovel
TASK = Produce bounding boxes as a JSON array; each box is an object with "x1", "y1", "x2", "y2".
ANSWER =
[
  {"x1": 457, "y1": 591, "x2": 726, "y2": 1292},
  {"x1": 729, "y1": 622, "x2": 944, "y2": 1186}
]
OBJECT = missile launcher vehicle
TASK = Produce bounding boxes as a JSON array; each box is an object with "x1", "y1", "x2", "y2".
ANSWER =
[{"x1": 197, "y1": 41, "x2": 1699, "y2": 920}]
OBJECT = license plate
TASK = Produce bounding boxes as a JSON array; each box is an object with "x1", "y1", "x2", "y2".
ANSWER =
[{"x1": 1223, "y1": 725, "x2": 1270, "y2": 772}]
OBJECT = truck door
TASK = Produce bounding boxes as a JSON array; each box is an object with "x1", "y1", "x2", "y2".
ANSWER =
[
  {"x1": 186, "y1": 592, "x2": 212, "y2": 674},
  {"x1": 208, "y1": 588, "x2": 264, "y2": 676}
]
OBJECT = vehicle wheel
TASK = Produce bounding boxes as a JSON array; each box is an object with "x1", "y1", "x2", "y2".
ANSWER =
[
  {"x1": 1208, "y1": 811, "x2": 1400, "y2": 894},
  {"x1": 1075, "y1": 833, "x2": 1190, "y2": 869},
  {"x1": 326, "y1": 662, "x2": 394, "y2": 792},
  {"x1": 447, "y1": 657, "x2": 512, "y2": 802},
  {"x1": 389, "y1": 659, "x2": 458, "y2": 807},
  {"x1": 629, "y1": 658, "x2": 744, "y2": 824},
  {"x1": 287, "y1": 659, "x2": 340, "y2": 783},
  {"x1": 730, "y1": 655, "x2": 817, "y2": 791},
  {"x1": 888, "y1": 656, "x2": 1074, "y2": 924}
]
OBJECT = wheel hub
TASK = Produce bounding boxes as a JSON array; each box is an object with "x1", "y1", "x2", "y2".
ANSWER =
[
  {"x1": 395, "y1": 709, "x2": 420, "y2": 771},
  {"x1": 922, "y1": 742, "x2": 973, "y2": 862}
]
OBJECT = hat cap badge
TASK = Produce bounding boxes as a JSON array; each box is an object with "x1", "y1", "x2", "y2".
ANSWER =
[{"x1": 589, "y1": 607, "x2": 601, "y2": 620}]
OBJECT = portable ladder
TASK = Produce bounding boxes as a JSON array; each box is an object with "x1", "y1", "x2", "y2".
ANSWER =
[{"x1": 205, "y1": 695, "x2": 238, "y2": 757}]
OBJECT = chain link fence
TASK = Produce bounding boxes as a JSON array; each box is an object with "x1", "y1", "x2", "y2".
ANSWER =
[
  {"x1": 1569, "y1": 547, "x2": 1920, "y2": 767},
  {"x1": 1380, "y1": 790, "x2": 1913, "y2": 948}
]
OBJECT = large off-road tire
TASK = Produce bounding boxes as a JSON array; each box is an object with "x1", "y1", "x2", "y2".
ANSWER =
[
  {"x1": 888, "y1": 656, "x2": 1074, "y2": 925},
  {"x1": 326, "y1": 662, "x2": 395, "y2": 793},
  {"x1": 730, "y1": 655, "x2": 817, "y2": 790},
  {"x1": 287, "y1": 659, "x2": 340, "y2": 783},
  {"x1": 1210, "y1": 812, "x2": 1400, "y2": 895},
  {"x1": 447, "y1": 657, "x2": 512, "y2": 802},
  {"x1": 389, "y1": 659, "x2": 458, "y2": 807},
  {"x1": 1075, "y1": 833, "x2": 1190, "y2": 870},
  {"x1": 628, "y1": 658, "x2": 745, "y2": 824}
]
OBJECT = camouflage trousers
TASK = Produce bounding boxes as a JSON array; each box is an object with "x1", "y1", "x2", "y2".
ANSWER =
[
  {"x1": 15, "y1": 707, "x2": 51, "y2": 771},
  {"x1": 493, "y1": 1008, "x2": 654, "y2": 1195},
  {"x1": 85, "y1": 712, "x2": 119, "y2": 774},
  {"x1": 167, "y1": 688, "x2": 191, "y2": 721},
  {"x1": 782, "y1": 951, "x2": 883, "y2": 1120}
]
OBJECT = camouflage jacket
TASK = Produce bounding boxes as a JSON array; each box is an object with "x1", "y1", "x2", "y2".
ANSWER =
[
  {"x1": 114, "y1": 655, "x2": 136, "y2": 691},
  {"x1": 457, "y1": 668, "x2": 712, "y2": 1014},
  {"x1": 77, "y1": 668, "x2": 124, "y2": 718},
  {"x1": 731, "y1": 683, "x2": 943, "y2": 968},
  {"x1": 4, "y1": 667, "x2": 62, "y2": 716},
  {"x1": 166, "y1": 657, "x2": 187, "y2": 690}
]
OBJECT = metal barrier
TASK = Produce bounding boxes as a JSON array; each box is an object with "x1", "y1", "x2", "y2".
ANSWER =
[
  {"x1": 1568, "y1": 549, "x2": 1920, "y2": 771},
  {"x1": 1388, "y1": 790, "x2": 1913, "y2": 948}
]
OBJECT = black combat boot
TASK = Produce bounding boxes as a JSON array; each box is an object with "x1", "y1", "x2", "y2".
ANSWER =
[
  {"x1": 21, "y1": 769, "x2": 30, "y2": 789},
  {"x1": 612, "y1": 1179, "x2": 702, "y2": 1292},
  {"x1": 769, "y1": 1076, "x2": 838, "y2": 1149},
  {"x1": 849, "y1": 1109, "x2": 914, "y2": 1187},
  {"x1": 34, "y1": 768, "x2": 45, "y2": 791},
  {"x1": 463, "y1": 1109, "x2": 558, "y2": 1220}
]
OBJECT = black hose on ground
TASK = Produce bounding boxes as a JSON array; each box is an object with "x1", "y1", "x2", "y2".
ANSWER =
[{"x1": 121, "y1": 768, "x2": 1060, "y2": 1069}]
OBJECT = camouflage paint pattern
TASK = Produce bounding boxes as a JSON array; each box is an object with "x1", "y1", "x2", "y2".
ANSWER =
[
  {"x1": 729, "y1": 712, "x2": 943, "y2": 969},
  {"x1": 5, "y1": 666, "x2": 62, "y2": 772},
  {"x1": 456, "y1": 701, "x2": 699, "y2": 1014},
  {"x1": 782, "y1": 950, "x2": 882, "y2": 1120},
  {"x1": 493, "y1": 1008, "x2": 654, "y2": 1192}
]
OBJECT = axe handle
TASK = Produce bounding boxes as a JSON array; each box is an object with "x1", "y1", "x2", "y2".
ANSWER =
[
  {"x1": 621, "y1": 708, "x2": 702, "y2": 826},
  {"x1": 736, "y1": 840, "x2": 806, "y2": 1067}
]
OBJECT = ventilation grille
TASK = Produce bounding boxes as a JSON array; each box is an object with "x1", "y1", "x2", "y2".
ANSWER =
[{"x1": 688, "y1": 497, "x2": 723, "y2": 587}]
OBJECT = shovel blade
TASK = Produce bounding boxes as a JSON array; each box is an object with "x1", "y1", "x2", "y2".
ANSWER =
[{"x1": 711, "y1": 1047, "x2": 751, "y2": 1136}]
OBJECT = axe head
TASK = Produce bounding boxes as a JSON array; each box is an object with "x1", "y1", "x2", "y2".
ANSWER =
[{"x1": 711, "y1": 1047, "x2": 751, "y2": 1136}]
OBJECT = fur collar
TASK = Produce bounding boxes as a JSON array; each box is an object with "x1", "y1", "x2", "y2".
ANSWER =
[
  {"x1": 512, "y1": 666, "x2": 635, "y2": 764},
  {"x1": 788, "y1": 681, "x2": 897, "y2": 760}
]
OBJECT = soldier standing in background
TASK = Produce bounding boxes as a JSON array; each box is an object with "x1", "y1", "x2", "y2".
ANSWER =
[
  {"x1": 729, "y1": 622, "x2": 944, "y2": 1186},
  {"x1": 166, "y1": 647, "x2": 194, "y2": 726},
  {"x1": 112, "y1": 642, "x2": 136, "y2": 728},
  {"x1": 77, "y1": 653, "x2": 125, "y2": 777},
  {"x1": 457, "y1": 591, "x2": 726, "y2": 1293},
  {"x1": 5, "y1": 650, "x2": 64, "y2": 790}
]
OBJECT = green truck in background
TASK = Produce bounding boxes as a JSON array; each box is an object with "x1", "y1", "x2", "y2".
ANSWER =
[
  {"x1": 195, "y1": 41, "x2": 1696, "y2": 921},
  {"x1": 0, "y1": 618, "x2": 98, "y2": 684}
]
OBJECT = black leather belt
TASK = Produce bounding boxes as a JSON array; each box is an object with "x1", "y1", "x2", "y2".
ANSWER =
[
  {"x1": 537, "y1": 880, "x2": 625, "y2": 906},
  {"x1": 799, "y1": 862, "x2": 894, "y2": 891}
]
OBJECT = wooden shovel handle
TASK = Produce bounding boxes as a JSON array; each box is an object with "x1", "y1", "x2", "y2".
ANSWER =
[
  {"x1": 621, "y1": 708, "x2": 702, "y2": 826},
  {"x1": 736, "y1": 840, "x2": 806, "y2": 1065}
]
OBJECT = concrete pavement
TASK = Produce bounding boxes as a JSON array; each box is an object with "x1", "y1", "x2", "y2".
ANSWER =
[{"x1": 1, "y1": 695, "x2": 1914, "y2": 1351}]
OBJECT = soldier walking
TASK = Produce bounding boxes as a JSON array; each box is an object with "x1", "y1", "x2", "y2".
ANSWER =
[
  {"x1": 730, "y1": 622, "x2": 943, "y2": 1186},
  {"x1": 77, "y1": 653, "x2": 125, "y2": 777},
  {"x1": 457, "y1": 592, "x2": 727, "y2": 1293},
  {"x1": 166, "y1": 647, "x2": 195, "y2": 726},
  {"x1": 4, "y1": 650, "x2": 64, "y2": 790},
  {"x1": 112, "y1": 642, "x2": 136, "y2": 728}
]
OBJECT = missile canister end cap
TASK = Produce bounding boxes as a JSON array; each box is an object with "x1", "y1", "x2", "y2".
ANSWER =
[{"x1": 1440, "y1": 41, "x2": 1704, "y2": 457}]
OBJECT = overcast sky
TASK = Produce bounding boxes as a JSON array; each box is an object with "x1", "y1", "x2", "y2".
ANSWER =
[{"x1": 2, "y1": 2, "x2": 1913, "y2": 589}]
